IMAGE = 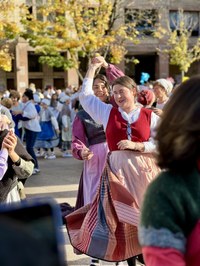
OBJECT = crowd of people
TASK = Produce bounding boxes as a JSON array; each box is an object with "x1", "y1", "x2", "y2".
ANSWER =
[
  {"x1": 0, "y1": 54, "x2": 199, "y2": 266},
  {"x1": 0, "y1": 83, "x2": 80, "y2": 205},
  {"x1": 0, "y1": 83, "x2": 81, "y2": 172}
]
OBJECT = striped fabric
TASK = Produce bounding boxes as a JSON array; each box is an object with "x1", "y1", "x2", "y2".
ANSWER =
[{"x1": 66, "y1": 163, "x2": 142, "y2": 262}]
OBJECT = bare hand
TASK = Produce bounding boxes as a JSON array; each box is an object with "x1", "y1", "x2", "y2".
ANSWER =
[
  {"x1": 56, "y1": 129, "x2": 60, "y2": 135},
  {"x1": 81, "y1": 148, "x2": 94, "y2": 160},
  {"x1": 90, "y1": 57, "x2": 103, "y2": 70},
  {"x1": 12, "y1": 110, "x2": 23, "y2": 116},
  {"x1": 2, "y1": 131, "x2": 17, "y2": 154},
  {"x1": 152, "y1": 108, "x2": 163, "y2": 116},
  {"x1": 117, "y1": 140, "x2": 136, "y2": 150},
  {"x1": 92, "y1": 56, "x2": 108, "y2": 68}
]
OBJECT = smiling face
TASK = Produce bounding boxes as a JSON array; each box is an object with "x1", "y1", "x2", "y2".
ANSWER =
[
  {"x1": 113, "y1": 84, "x2": 136, "y2": 112},
  {"x1": 92, "y1": 78, "x2": 109, "y2": 102},
  {"x1": 112, "y1": 76, "x2": 137, "y2": 113}
]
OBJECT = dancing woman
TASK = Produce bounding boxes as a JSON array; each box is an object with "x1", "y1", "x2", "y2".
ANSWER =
[{"x1": 66, "y1": 59, "x2": 160, "y2": 264}]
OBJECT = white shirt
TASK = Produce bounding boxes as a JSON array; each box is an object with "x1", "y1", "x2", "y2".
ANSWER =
[
  {"x1": 22, "y1": 101, "x2": 41, "y2": 132},
  {"x1": 79, "y1": 78, "x2": 160, "y2": 153}
]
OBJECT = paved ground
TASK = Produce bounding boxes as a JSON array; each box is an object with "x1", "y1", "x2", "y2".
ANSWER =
[{"x1": 25, "y1": 148, "x2": 141, "y2": 266}]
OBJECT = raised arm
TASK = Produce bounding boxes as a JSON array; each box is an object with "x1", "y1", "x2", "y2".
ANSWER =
[
  {"x1": 79, "y1": 61, "x2": 112, "y2": 129},
  {"x1": 92, "y1": 55, "x2": 124, "y2": 84}
]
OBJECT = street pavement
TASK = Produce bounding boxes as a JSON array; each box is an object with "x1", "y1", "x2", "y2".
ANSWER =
[{"x1": 25, "y1": 148, "x2": 141, "y2": 266}]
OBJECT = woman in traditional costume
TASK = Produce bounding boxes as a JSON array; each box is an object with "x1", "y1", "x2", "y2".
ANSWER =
[{"x1": 66, "y1": 58, "x2": 160, "y2": 265}]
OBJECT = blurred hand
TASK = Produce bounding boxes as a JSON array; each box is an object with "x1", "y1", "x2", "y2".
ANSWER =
[
  {"x1": 81, "y1": 148, "x2": 94, "y2": 160},
  {"x1": 117, "y1": 140, "x2": 136, "y2": 150},
  {"x1": 152, "y1": 108, "x2": 163, "y2": 116},
  {"x1": 55, "y1": 129, "x2": 60, "y2": 135},
  {"x1": 2, "y1": 130, "x2": 17, "y2": 154},
  {"x1": 12, "y1": 110, "x2": 23, "y2": 116},
  {"x1": 89, "y1": 57, "x2": 103, "y2": 70},
  {"x1": 92, "y1": 56, "x2": 108, "y2": 68}
]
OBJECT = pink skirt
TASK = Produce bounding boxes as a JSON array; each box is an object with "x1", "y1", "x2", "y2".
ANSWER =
[
  {"x1": 66, "y1": 150, "x2": 160, "y2": 262},
  {"x1": 83, "y1": 142, "x2": 108, "y2": 205}
]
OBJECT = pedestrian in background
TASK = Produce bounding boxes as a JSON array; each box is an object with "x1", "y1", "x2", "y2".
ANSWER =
[
  {"x1": 35, "y1": 98, "x2": 59, "y2": 159},
  {"x1": 13, "y1": 89, "x2": 41, "y2": 175},
  {"x1": 9, "y1": 90, "x2": 24, "y2": 138},
  {"x1": 60, "y1": 95, "x2": 73, "y2": 158},
  {"x1": 152, "y1": 78, "x2": 173, "y2": 116}
]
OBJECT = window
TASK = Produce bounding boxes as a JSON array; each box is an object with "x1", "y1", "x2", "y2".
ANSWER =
[
  {"x1": 53, "y1": 66, "x2": 64, "y2": 72},
  {"x1": 53, "y1": 78, "x2": 65, "y2": 90},
  {"x1": 10, "y1": 60, "x2": 15, "y2": 73},
  {"x1": 28, "y1": 53, "x2": 43, "y2": 72},
  {"x1": 125, "y1": 9, "x2": 158, "y2": 36},
  {"x1": 7, "y1": 79, "x2": 16, "y2": 90},
  {"x1": 29, "y1": 79, "x2": 43, "y2": 90},
  {"x1": 26, "y1": 0, "x2": 33, "y2": 5},
  {"x1": 26, "y1": 0, "x2": 48, "y2": 21},
  {"x1": 125, "y1": 54, "x2": 156, "y2": 84},
  {"x1": 169, "y1": 11, "x2": 200, "y2": 36}
]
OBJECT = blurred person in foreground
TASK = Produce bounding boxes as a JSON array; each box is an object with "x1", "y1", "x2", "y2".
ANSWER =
[
  {"x1": 139, "y1": 76, "x2": 200, "y2": 266},
  {"x1": 0, "y1": 115, "x2": 34, "y2": 202}
]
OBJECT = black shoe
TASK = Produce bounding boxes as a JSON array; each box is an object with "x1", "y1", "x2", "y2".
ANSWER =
[
  {"x1": 90, "y1": 258, "x2": 99, "y2": 266},
  {"x1": 136, "y1": 254, "x2": 145, "y2": 265},
  {"x1": 127, "y1": 256, "x2": 136, "y2": 266}
]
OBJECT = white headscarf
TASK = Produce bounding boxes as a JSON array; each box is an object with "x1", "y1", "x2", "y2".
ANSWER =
[
  {"x1": 41, "y1": 98, "x2": 50, "y2": 106},
  {"x1": 155, "y1": 79, "x2": 173, "y2": 96}
]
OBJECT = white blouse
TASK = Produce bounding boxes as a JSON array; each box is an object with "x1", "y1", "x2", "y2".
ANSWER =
[
  {"x1": 22, "y1": 101, "x2": 41, "y2": 132},
  {"x1": 79, "y1": 78, "x2": 160, "y2": 153}
]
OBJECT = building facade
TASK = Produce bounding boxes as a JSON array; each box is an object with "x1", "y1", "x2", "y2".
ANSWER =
[
  {"x1": 122, "y1": 0, "x2": 200, "y2": 83},
  {"x1": 0, "y1": 0, "x2": 200, "y2": 92}
]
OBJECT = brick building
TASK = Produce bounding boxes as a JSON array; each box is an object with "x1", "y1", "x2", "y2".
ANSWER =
[{"x1": 0, "y1": 0, "x2": 200, "y2": 92}]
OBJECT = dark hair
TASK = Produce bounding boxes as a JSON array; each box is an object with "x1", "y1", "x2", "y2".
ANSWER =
[
  {"x1": 93, "y1": 74, "x2": 111, "y2": 102},
  {"x1": 112, "y1": 75, "x2": 137, "y2": 89},
  {"x1": 50, "y1": 93, "x2": 58, "y2": 107},
  {"x1": 93, "y1": 74, "x2": 110, "y2": 91},
  {"x1": 156, "y1": 75, "x2": 200, "y2": 171},
  {"x1": 23, "y1": 89, "x2": 34, "y2": 100}
]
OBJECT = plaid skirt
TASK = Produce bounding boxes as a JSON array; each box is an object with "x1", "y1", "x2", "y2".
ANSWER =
[{"x1": 65, "y1": 159, "x2": 147, "y2": 261}]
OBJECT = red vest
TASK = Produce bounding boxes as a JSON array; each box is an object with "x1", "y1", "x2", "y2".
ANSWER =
[{"x1": 106, "y1": 107, "x2": 152, "y2": 151}]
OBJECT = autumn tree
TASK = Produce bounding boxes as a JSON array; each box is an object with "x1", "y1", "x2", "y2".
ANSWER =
[
  {"x1": 155, "y1": 9, "x2": 200, "y2": 79},
  {"x1": 20, "y1": 0, "x2": 139, "y2": 80},
  {"x1": 0, "y1": 0, "x2": 22, "y2": 71}
]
